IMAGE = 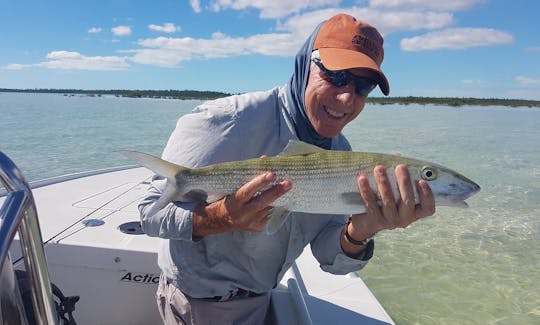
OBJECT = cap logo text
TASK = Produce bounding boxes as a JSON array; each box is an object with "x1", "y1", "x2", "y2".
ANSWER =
[{"x1": 352, "y1": 26, "x2": 383, "y2": 64}]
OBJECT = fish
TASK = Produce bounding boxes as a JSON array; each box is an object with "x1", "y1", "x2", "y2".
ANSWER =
[{"x1": 124, "y1": 140, "x2": 480, "y2": 233}]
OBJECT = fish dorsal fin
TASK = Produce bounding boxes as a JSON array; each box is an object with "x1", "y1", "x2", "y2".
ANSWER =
[{"x1": 278, "y1": 140, "x2": 326, "y2": 156}]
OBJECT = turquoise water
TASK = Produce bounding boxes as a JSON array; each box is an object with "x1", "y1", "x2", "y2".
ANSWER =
[
  {"x1": 343, "y1": 105, "x2": 540, "y2": 324},
  {"x1": 1, "y1": 93, "x2": 539, "y2": 324}
]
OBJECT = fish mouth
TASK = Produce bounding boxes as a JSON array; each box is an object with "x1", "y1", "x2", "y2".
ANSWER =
[
  {"x1": 438, "y1": 182, "x2": 481, "y2": 208},
  {"x1": 461, "y1": 182, "x2": 481, "y2": 201}
]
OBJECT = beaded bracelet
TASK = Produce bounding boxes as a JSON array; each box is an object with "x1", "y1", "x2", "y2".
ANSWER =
[{"x1": 344, "y1": 218, "x2": 374, "y2": 246}]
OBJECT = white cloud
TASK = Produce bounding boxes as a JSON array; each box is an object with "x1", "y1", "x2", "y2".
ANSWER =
[
  {"x1": 88, "y1": 27, "x2": 102, "y2": 34},
  {"x1": 112, "y1": 25, "x2": 132, "y2": 36},
  {"x1": 3, "y1": 5, "x2": 512, "y2": 72},
  {"x1": 190, "y1": 0, "x2": 202, "y2": 13},
  {"x1": 401, "y1": 28, "x2": 513, "y2": 51},
  {"x1": 368, "y1": 0, "x2": 485, "y2": 11},
  {"x1": 203, "y1": 0, "x2": 478, "y2": 18},
  {"x1": 211, "y1": 32, "x2": 227, "y2": 40},
  {"x1": 515, "y1": 76, "x2": 540, "y2": 85},
  {"x1": 3, "y1": 64, "x2": 26, "y2": 70},
  {"x1": 462, "y1": 79, "x2": 485, "y2": 85},
  {"x1": 149, "y1": 23, "x2": 180, "y2": 33},
  {"x1": 123, "y1": 7, "x2": 457, "y2": 67},
  {"x1": 3, "y1": 51, "x2": 130, "y2": 71},
  {"x1": 373, "y1": 11, "x2": 453, "y2": 34},
  {"x1": 276, "y1": 8, "x2": 453, "y2": 37},
  {"x1": 129, "y1": 32, "x2": 298, "y2": 66},
  {"x1": 209, "y1": 0, "x2": 339, "y2": 19}
]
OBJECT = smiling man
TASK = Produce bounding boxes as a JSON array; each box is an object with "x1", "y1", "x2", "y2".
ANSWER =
[
  {"x1": 304, "y1": 16, "x2": 389, "y2": 138},
  {"x1": 139, "y1": 13, "x2": 435, "y2": 325}
]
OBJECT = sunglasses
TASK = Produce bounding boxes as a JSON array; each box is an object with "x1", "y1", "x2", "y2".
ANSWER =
[{"x1": 311, "y1": 58, "x2": 377, "y2": 96}]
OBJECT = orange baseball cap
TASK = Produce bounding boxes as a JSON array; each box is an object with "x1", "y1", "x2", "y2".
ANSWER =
[{"x1": 313, "y1": 14, "x2": 390, "y2": 96}]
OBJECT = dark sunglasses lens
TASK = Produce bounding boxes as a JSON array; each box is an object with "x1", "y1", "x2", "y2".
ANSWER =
[
  {"x1": 354, "y1": 78, "x2": 377, "y2": 96},
  {"x1": 328, "y1": 71, "x2": 351, "y2": 88},
  {"x1": 313, "y1": 58, "x2": 377, "y2": 95}
]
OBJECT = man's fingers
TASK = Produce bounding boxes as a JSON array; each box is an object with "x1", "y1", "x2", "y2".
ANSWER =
[
  {"x1": 395, "y1": 164, "x2": 416, "y2": 215},
  {"x1": 374, "y1": 166, "x2": 399, "y2": 224},
  {"x1": 353, "y1": 165, "x2": 437, "y2": 236},
  {"x1": 234, "y1": 172, "x2": 275, "y2": 203},
  {"x1": 248, "y1": 180, "x2": 291, "y2": 210},
  {"x1": 415, "y1": 180, "x2": 436, "y2": 218},
  {"x1": 357, "y1": 173, "x2": 380, "y2": 217}
]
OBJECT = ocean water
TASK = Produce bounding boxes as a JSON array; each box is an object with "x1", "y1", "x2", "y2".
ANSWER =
[{"x1": 1, "y1": 92, "x2": 539, "y2": 324}]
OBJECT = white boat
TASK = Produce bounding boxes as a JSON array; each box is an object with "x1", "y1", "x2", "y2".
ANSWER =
[{"x1": 1, "y1": 151, "x2": 394, "y2": 324}]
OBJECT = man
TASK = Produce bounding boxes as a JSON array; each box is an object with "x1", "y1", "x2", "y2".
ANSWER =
[{"x1": 139, "y1": 13, "x2": 435, "y2": 324}]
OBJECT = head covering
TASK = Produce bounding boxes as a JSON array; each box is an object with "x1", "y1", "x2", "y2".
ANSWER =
[
  {"x1": 314, "y1": 13, "x2": 389, "y2": 95},
  {"x1": 285, "y1": 21, "x2": 333, "y2": 149},
  {"x1": 284, "y1": 14, "x2": 389, "y2": 149}
]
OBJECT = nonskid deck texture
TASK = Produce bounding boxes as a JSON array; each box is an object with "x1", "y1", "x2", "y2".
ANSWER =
[{"x1": 4, "y1": 166, "x2": 394, "y2": 324}]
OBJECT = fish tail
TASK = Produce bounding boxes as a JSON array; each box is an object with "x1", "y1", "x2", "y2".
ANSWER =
[
  {"x1": 122, "y1": 150, "x2": 190, "y2": 178},
  {"x1": 122, "y1": 150, "x2": 190, "y2": 216}
]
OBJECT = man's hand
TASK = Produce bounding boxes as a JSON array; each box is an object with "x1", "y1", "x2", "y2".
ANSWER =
[
  {"x1": 342, "y1": 164, "x2": 435, "y2": 256},
  {"x1": 192, "y1": 172, "x2": 291, "y2": 237}
]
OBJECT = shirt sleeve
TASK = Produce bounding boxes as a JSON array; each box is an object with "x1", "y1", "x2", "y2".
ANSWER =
[
  {"x1": 138, "y1": 176, "x2": 198, "y2": 240},
  {"x1": 138, "y1": 99, "x2": 238, "y2": 241},
  {"x1": 138, "y1": 92, "x2": 284, "y2": 241},
  {"x1": 309, "y1": 217, "x2": 374, "y2": 275}
]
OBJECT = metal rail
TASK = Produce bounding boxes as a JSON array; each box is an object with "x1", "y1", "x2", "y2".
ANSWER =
[{"x1": 0, "y1": 151, "x2": 58, "y2": 325}]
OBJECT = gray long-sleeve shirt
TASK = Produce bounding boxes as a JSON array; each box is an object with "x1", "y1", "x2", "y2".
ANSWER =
[{"x1": 139, "y1": 86, "x2": 371, "y2": 298}]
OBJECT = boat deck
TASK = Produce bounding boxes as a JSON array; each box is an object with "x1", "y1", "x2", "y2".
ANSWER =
[{"x1": 5, "y1": 166, "x2": 394, "y2": 324}]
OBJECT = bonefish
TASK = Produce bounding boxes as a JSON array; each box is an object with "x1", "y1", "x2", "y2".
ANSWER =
[{"x1": 124, "y1": 140, "x2": 480, "y2": 233}]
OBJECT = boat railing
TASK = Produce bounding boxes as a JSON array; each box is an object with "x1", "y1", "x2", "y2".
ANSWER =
[
  {"x1": 0, "y1": 151, "x2": 58, "y2": 325},
  {"x1": 287, "y1": 263, "x2": 313, "y2": 325}
]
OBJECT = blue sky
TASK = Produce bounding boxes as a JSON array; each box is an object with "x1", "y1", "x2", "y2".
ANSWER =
[{"x1": 1, "y1": 0, "x2": 539, "y2": 99}]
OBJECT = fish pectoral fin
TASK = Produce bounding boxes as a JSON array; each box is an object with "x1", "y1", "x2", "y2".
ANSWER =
[
  {"x1": 340, "y1": 192, "x2": 364, "y2": 207},
  {"x1": 278, "y1": 140, "x2": 326, "y2": 156},
  {"x1": 183, "y1": 190, "x2": 227, "y2": 204},
  {"x1": 183, "y1": 190, "x2": 208, "y2": 202},
  {"x1": 265, "y1": 207, "x2": 291, "y2": 235},
  {"x1": 206, "y1": 193, "x2": 228, "y2": 204},
  {"x1": 440, "y1": 200, "x2": 470, "y2": 208}
]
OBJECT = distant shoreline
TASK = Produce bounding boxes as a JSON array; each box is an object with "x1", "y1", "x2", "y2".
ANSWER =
[{"x1": 1, "y1": 88, "x2": 539, "y2": 108}]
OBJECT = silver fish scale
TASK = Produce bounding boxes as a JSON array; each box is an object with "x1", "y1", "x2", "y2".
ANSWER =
[
  {"x1": 180, "y1": 152, "x2": 400, "y2": 215},
  {"x1": 125, "y1": 143, "x2": 480, "y2": 218}
]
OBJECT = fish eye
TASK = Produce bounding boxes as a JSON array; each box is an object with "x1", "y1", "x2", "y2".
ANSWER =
[{"x1": 421, "y1": 166, "x2": 438, "y2": 181}]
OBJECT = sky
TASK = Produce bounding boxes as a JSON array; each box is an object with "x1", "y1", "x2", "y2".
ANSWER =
[{"x1": 1, "y1": 0, "x2": 539, "y2": 99}]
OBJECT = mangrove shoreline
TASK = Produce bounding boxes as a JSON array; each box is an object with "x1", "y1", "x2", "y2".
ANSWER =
[{"x1": 1, "y1": 88, "x2": 539, "y2": 108}]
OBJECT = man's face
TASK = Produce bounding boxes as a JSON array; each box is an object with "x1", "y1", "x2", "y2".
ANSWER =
[{"x1": 304, "y1": 63, "x2": 375, "y2": 138}]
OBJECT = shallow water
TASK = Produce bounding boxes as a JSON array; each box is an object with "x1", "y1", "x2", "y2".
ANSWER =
[
  {"x1": 1, "y1": 93, "x2": 538, "y2": 324},
  {"x1": 344, "y1": 104, "x2": 540, "y2": 324}
]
